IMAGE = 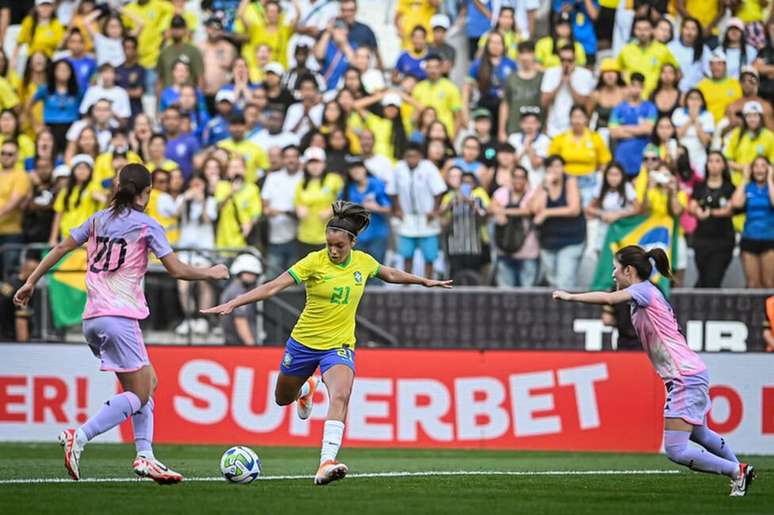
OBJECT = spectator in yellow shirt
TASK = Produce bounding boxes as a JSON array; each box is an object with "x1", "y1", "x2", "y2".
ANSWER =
[
  {"x1": 295, "y1": 147, "x2": 344, "y2": 255},
  {"x1": 239, "y1": 0, "x2": 298, "y2": 69},
  {"x1": 395, "y1": 0, "x2": 437, "y2": 50},
  {"x1": 0, "y1": 140, "x2": 32, "y2": 274},
  {"x1": 411, "y1": 54, "x2": 463, "y2": 138},
  {"x1": 617, "y1": 16, "x2": 678, "y2": 98},
  {"x1": 549, "y1": 105, "x2": 612, "y2": 207},
  {"x1": 698, "y1": 49, "x2": 743, "y2": 124},
  {"x1": 724, "y1": 100, "x2": 774, "y2": 181},
  {"x1": 13, "y1": 0, "x2": 65, "y2": 59},
  {"x1": 122, "y1": 0, "x2": 175, "y2": 91},
  {"x1": 215, "y1": 156, "x2": 263, "y2": 250},
  {"x1": 536, "y1": 12, "x2": 587, "y2": 68},
  {"x1": 218, "y1": 112, "x2": 269, "y2": 184},
  {"x1": 49, "y1": 154, "x2": 106, "y2": 246}
]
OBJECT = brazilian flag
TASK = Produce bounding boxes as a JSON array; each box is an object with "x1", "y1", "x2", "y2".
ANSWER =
[
  {"x1": 46, "y1": 248, "x2": 88, "y2": 327},
  {"x1": 590, "y1": 214, "x2": 679, "y2": 294}
]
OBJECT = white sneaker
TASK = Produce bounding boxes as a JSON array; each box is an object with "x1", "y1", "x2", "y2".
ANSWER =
[
  {"x1": 193, "y1": 318, "x2": 209, "y2": 335},
  {"x1": 314, "y1": 459, "x2": 348, "y2": 485},
  {"x1": 58, "y1": 428, "x2": 84, "y2": 480},
  {"x1": 297, "y1": 376, "x2": 318, "y2": 420},
  {"x1": 175, "y1": 320, "x2": 190, "y2": 336},
  {"x1": 133, "y1": 456, "x2": 184, "y2": 484}
]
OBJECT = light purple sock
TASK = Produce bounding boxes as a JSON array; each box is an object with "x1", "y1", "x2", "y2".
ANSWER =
[
  {"x1": 132, "y1": 397, "x2": 154, "y2": 455},
  {"x1": 80, "y1": 392, "x2": 142, "y2": 441},
  {"x1": 690, "y1": 425, "x2": 738, "y2": 464},
  {"x1": 664, "y1": 430, "x2": 739, "y2": 478}
]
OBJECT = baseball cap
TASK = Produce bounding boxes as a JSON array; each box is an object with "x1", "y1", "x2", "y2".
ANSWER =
[
  {"x1": 345, "y1": 154, "x2": 366, "y2": 169},
  {"x1": 740, "y1": 65, "x2": 759, "y2": 79},
  {"x1": 726, "y1": 17, "x2": 745, "y2": 33},
  {"x1": 519, "y1": 105, "x2": 542, "y2": 119},
  {"x1": 70, "y1": 154, "x2": 95, "y2": 170},
  {"x1": 430, "y1": 14, "x2": 450, "y2": 31},
  {"x1": 264, "y1": 62, "x2": 285, "y2": 77},
  {"x1": 303, "y1": 147, "x2": 326, "y2": 163},
  {"x1": 35, "y1": 0, "x2": 54, "y2": 5},
  {"x1": 53, "y1": 164, "x2": 71, "y2": 179},
  {"x1": 709, "y1": 48, "x2": 727, "y2": 63},
  {"x1": 381, "y1": 92, "x2": 402, "y2": 107},
  {"x1": 205, "y1": 17, "x2": 223, "y2": 30},
  {"x1": 742, "y1": 101, "x2": 764, "y2": 115},
  {"x1": 472, "y1": 108, "x2": 491, "y2": 120},
  {"x1": 599, "y1": 58, "x2": 620, "y2": 74},
  {"x1": 215, "y1": 89, "x2": 236, "y2": 104}
]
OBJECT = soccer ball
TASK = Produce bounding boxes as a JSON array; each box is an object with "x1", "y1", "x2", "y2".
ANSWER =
[{"x1": 220, "y1": 446, "x2": 262, "y2": 484}]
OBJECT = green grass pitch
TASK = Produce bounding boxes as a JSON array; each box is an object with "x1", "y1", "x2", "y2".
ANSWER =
[{"x1": 0, "y1": 443, "x2": 771, "y2": 514}]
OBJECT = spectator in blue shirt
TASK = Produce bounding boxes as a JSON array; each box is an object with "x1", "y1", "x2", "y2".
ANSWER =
[
  {"x1": 28, "y1": 59, "x2": 82, "y2": 155},
  {"x1": 393, "y1": 26, "x2": 430, "y2": 83},
  {"x1": 340, "y1": 155, "x2": 392, "y2": 264},
  {"x1": 731, "y1": 155, "x2": 774, "y2": 289},
  {"x1": 464, "y1": 0, "x2": 494, "y2": 59},
  {"x1": 161, "y1": 105, "x2": 200, "y2": 181},
  {"x1": 159, "y1": 60, "x2": 207, "y2": 113},
  {"x1": 463, "y1": 32, "x2": 517, "y2": 138},
  {"x1": 203, "y1": 89, "x2": 235, "y2": 147},
  {"x1": 560, "y1": 0, "x2": 600, "y2": 64},
  {"x1": 609, "y1": 73, "x2": 657, "y2": 177},
  {"x1": 313, "y1": 17, "x2": 356, "y2": 92},
  {"x1": 339, "y1": 0, "x2": 384, "y2": 70},
  {"x1": 116, "y1": 36, "x2": 146, "y2": 122},
  {"x1": 64, "y1": 28, "x2": 96, "y2": 94}
]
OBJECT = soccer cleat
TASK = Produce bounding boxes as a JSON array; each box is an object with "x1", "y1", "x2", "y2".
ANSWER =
[
  {"x1": 133, "y1": 456, "x2": 184, "y2": 485},
  {"x1": 297, "y1": 376, "x2": 319, "y2": 421},
  {"x1": 314, "y1": 459, "x2": 348, "y2": 485},
  {"x1": 58, "y1": 428, "x2": 83, "y2": 480},
  {"x1": 730, "y1": 463, "x2": 755, "y2": 496}
]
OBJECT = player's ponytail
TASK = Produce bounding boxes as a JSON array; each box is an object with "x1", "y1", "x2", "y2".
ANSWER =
[
  {"x1": 327, "y1": 200, "x2": 370, "y2": 240},
  {"x1": 615, "y1": 245, "x2": 673, "y2": 281},
  {"x1": 109, "y1": 163, "x2": 152, "y2": 218}
]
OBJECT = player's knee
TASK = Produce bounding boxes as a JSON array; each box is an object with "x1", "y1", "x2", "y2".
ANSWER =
[
  {"x1": 328, "y1": 388, "x2": 351, "y2": 409},
  {"x1": 133, "y1": 389, "x2": 151, "y2": 406},
  {"x1": 664, "y1": 440, "x2": 689, "y2": 465}
]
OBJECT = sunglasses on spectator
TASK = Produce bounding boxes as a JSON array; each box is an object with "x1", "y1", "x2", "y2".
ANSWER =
[
  {"x1": 559, "y1": 57, "x2": 574, "y2": 63},
  {"x1": 643, "y1": 156, "x2": 659, "y2": 161},
  {"x1": 1, "y1": 151, "x2": 15, "y2": 157}
]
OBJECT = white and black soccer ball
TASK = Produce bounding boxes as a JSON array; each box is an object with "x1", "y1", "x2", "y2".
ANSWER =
[{"x1": 220, "y1": 446, "x2": 262, "y2": 484}]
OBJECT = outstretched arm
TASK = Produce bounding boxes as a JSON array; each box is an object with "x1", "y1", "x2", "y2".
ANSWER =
[
  {"x1": 377, "y1": 266, "x2": 453, "y2": 288},
  {"x1": 160, "y1": 252, "x2": 229, "y2": 281},
  {"x1": 201, "y1": 272, "x2": 296, "y2": 315},
  {"x1": 552, "y1": 289, "x2": 632, "y2": 305},
  {"x1": 13, "y1": 236, "x2": 80, "y2": 307}
]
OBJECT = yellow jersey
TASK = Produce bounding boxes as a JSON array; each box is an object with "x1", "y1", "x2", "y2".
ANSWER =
[
  {"x1": 617, "y1": 40, "x2": 678, "y2": 97},
  {"x1": 17, "y1": 16, "x2": 65, "y2": 57},
  {"x1": 548, "y1": 129, "x2": 611, "y2": 176},
  {"x1": 217, "y1": 138, "x2": 269, "y2": 184},
  {"x1": 53, "y1": 182, "x2": 103, "y2": 240},
  {"x1": 145, "y1": 188, "x2": 180, "y2": 244},
  {"x1": 0, "y1": 168, "x2": 31, "y2": 235},
  {"x1": 0, "y1": 77, "x2": 19, "y2": 110},
  {"x1": 535, "y1": 37, "x2": 587, "y2": 68},
  {"x1": 93, "y1": 150, "x2": 143, "y2": 189},
  {"x1": 735, "y1": 0, "x2": 764, "y2": 23},
  {"x1": 683, "y1": 0, "x2": 721, "y2": 36},
  {"x1": 295, "y1": 173, "x2": 344, "y2": 244},
  {"x1": 396, "y1": 0, "x2": 436, "y2": 48},
  {"x1": 214, "y1": 180, "x2": 262, "y2": 249},
  {"x1": 288, "y1": 249, "x2": 381, "y2": 349},
  {"x1": 412, "y1": 78, "x2": 462, "y2": 137},
  {"x1": 698, "y1": 77, "x2": 742, "y2": 123},
  {"x1": 724, "y1": 127, "x2": 774, "y2": 171},
  {"x1": 122, "y1": 0, "x2": 175, "y2": 69}
]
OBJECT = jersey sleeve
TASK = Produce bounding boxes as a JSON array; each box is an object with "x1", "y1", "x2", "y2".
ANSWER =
[
  {"x1": 625, "y1": 281, "x2": 652, "y2": 308},
  {"x1": 69, "y1": 214, "x2": 94, "y2": 246},
  {"x1": 146, "y1": 219, "x2": 173, "y2": 259},
  {"x1": 288, "y1": 251, "x2": 319, "y2": 284},
  {"x1": 362, "y1": 251, "x2": 381, "y2": 279}
]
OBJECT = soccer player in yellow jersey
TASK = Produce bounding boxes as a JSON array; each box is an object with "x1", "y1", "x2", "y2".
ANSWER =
[{"x1": 203, "y1": 201, "x2": 452, "y2": 485}]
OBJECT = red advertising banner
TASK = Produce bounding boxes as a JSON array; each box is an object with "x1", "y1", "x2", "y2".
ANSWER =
[
  {"x1": 123, "y1": 347, "x2": 666, "y2": 452},
  {"x1": 3, "y1": 345, "x2": 772, "y2": 453}
]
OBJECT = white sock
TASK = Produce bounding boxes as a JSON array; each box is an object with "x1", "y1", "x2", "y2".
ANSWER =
[
  {"x1": 298, "y1": 380, "x2": 311, "y2": 400},
  {"x1": 320, "y1": 420, "x2": 345, "y2": 464},
  {"x1": 136, "y1": 450, "x2": 155, "y2": 460},
  {"x1": 75, "y1": 428, "x2": 89, "y2": 448}
]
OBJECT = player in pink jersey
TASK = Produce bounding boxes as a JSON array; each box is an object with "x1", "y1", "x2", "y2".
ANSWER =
[
  {"x1": 14, "y1": 164, "x2": 229, "y2": 484},
  {"x1": 552, "y1": 245, "x2": 755, "y2": 496}
]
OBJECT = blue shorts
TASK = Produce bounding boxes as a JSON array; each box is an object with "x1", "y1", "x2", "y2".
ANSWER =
[
  {"x1": 279, "y1": 337, "x2": 356, "y2": 377},
  {"x1": 398, "y1": 235, "x2": 439, "y2": 262}
]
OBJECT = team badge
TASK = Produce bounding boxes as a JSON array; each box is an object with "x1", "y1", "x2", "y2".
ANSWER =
[
  {"x1": 282, "y1": 352, "x2": 293, "y2": 367},
  {"x1": 354, "y1": 271, "x2": 363, "y2": 284}
]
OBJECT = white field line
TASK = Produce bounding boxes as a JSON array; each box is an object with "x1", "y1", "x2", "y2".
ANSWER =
[{"x1": 0, "y1": 469, "x2": 681, "y2": 485}]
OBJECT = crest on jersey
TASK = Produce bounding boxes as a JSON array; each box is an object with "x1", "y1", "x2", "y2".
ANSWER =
[
  {"x1": 354, "y1": 271, "x2": 363, "y2": 284},
  {"x1": 282, "y1": 352, "x2": 293, "y2": 367}
]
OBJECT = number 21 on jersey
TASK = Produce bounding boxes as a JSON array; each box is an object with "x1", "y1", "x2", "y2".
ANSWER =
[{"x1": 330, "y1": 286, "x2": 351, "y2": 304}]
